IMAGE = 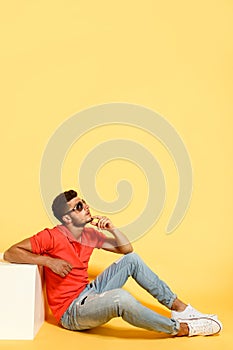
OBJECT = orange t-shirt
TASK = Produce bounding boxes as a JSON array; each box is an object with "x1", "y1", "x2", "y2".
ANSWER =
[{"x1": 30, "y1": 225, "x2": 106, "y2": 321}]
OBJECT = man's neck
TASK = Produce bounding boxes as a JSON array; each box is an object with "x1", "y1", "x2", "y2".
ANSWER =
[{"x1": 65, "y1": 224, "x2": 85, "y2": 241}]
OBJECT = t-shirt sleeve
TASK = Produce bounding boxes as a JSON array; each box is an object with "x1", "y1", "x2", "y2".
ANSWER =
[
  {"x1": 30, "y1": 228, "x2": 54, "y2": 255},
  {"x1": 82, "y1": 228, "x2": 107, "y2": 248},
  {"x1": 94, "y1": 230, "x2": 107, "y2": 249}
]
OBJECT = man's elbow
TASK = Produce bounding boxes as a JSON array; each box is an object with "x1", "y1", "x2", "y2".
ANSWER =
[
  {"x1": 3, "y1": 250, "x2": 11, "y2": 262},
  {"x1": 3, "y1": 246, "x2": 18, "y2": 262},
  {"x1": 123, "y1": 245, "x2": 134, "y2": 254}
]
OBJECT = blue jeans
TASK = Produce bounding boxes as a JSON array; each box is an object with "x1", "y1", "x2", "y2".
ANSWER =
[{"x1": 60, "y1": 253, "x2": 180, "y2": 335}]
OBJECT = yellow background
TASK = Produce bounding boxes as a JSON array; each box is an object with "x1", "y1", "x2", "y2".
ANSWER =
[{"x1": 0, "y1": 0, "x2": 232, "y2": 349}]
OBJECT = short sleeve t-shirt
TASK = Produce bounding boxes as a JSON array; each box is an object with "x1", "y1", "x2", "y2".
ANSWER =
[{"x1": 30, "y1": 225, "x2": 106, "y2": 321}]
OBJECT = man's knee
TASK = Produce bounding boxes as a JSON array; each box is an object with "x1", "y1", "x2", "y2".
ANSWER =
[
  {"x1": 114, "y1": 289, "x2": 136, "y2": 311},
  {"x1": 122, "y1": 252, "x2": 141, "y2": 265}
]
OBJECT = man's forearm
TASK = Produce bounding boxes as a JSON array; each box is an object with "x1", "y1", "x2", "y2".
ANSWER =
[
  {"x1": 4, "y1": 241, "x2": 73, "y2": 277},
  {"x1": 109, "y1": 227, "x2": 133, "y2": 254},
  {"x1": 4, "y1": 246, "x2": 51, "y2": 267}
]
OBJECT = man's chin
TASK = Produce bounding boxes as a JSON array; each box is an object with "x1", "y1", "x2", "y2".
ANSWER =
[{"x1": 86, "y1": 218, "x2": 93, "y2": 224}]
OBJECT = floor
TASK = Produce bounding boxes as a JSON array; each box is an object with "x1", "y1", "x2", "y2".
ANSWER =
[{"x1": 0, "y1": 295, "x2": 232, "y2": 350}]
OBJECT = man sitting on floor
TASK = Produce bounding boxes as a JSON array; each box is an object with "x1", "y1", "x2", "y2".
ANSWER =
[{"x1": 4, "y1": 190, "x2": 222, "y2": 337}]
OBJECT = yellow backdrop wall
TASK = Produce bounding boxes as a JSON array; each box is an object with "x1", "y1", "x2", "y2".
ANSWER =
[{"x1": 0, "y1": 1, "x2": 232, "y2": 349}]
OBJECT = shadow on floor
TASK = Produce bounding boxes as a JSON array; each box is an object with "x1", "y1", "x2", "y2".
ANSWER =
[{"x1": 82, "y1": 326, "x2": 173, "y2": 340}]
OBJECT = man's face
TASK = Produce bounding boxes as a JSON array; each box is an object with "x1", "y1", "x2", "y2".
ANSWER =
[{"x1": 65, "y1": 196, "x2": 92, "y2": 227}]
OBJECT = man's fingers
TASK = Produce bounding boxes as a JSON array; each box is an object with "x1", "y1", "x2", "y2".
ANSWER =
[
  {"x1": 99, "y1": 217, "x2": 110, "y2": 229},
  {"x1": 59, "y1": 261, "x2": 73, "y2": 277},
  {"x1": 90, "y1": 216, "x2": 112, "y2": 230},
  {"x1": 67, "y1": 263, "x2": 73, "y2": 270},
  {"x1": 60, "y1": 267, "x2": 72, "y2": 277},
  {"x1": 64, "y1": 263, "x2": 73, "y2": 272},
  {"x1": 90, "y1": 216, "x2": 100, "y2": 226}
]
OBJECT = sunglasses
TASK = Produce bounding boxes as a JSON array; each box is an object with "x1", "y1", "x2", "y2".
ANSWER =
[{"x1": 63, "y1": 199, "x2": 87, "y2": 215}]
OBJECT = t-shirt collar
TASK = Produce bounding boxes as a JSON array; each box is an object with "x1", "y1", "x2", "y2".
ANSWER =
[{"x1": 56, "y1": 225, "x2": 82, "y2": 243}]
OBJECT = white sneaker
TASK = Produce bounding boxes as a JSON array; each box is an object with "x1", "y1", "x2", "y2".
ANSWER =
[
  {"x1": 185, "y1": 317, "x2": 222, "y2": 336},
  {"x1": 171, "y1": 304, "x2": 217, "y2": 321}
]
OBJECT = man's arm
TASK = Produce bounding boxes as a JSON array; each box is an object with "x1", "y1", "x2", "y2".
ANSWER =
[
  {"x1": 90, "y1": 216, "x2": 133, "y2": 254},
  {"x1": 4, "y1": 239, "x2": 72, "y2": 278}
]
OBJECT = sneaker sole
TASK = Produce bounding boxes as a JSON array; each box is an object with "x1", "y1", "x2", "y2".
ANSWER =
[{"x1": 180, "y1": 317, "x2": 222, "y2": 336}]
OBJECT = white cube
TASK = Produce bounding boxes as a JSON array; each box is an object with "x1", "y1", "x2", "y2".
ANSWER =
[{"x1": 0, "y1": 256, "x2": 44, "y2": 340}]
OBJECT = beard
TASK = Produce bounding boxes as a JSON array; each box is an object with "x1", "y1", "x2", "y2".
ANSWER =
[{"x1": 86, "y1": 217, "x2": 93, "y2": 224}]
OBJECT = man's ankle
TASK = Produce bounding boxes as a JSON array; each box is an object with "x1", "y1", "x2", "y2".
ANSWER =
[
  {"x1": 171, "y1": 298, "x2": 187, "y2": 312},
  {"x1": 176, "y1": 323, "x2": 189, "y2": 336}
]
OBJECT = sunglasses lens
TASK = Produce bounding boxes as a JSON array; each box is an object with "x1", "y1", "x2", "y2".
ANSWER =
[{"x1": 76, "y1": 201, "x2": 83, "y2": 211}]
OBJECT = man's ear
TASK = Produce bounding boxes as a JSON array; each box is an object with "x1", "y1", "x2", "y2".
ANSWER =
[{"x1": 62, "y1": 215, "x2": 72, "y2": 224}]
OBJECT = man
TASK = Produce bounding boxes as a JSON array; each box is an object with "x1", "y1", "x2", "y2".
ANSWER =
[{"x1": 4, "y1": 190, "x2": 222, "y2": 337}]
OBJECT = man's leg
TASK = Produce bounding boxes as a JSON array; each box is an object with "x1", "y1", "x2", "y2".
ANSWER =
[
  {"x1": 60, "y1": 288, "x2": 220, "y2": 336},
  {"x1": 91, "y1": 252, "x2": 218, "y2": 319},
  {"x1": 92, "y1": 252, "x2": 178, "y2": 309},
  {"x1": 61, "y1": 288, "x2": 180, "y2": 335},
  {"x1": 60, "y1": 253, "x2": 222, "y2": 336}
]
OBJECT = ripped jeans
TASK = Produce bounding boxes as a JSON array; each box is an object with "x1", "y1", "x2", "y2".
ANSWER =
[{"x1": 60, "y1": 252, "x2": 180, "y2": 335}]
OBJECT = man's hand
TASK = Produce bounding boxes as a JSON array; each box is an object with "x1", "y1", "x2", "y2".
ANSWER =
[
  {"x1": 90, "y1": 215, "x2": 133, "y2": 254},
  {"x1": 90, "y1": 215, "x2": 115, "y2": 232},
  {"x1": 46, "y1": 258, "x2": 73, "y2": 278}
]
